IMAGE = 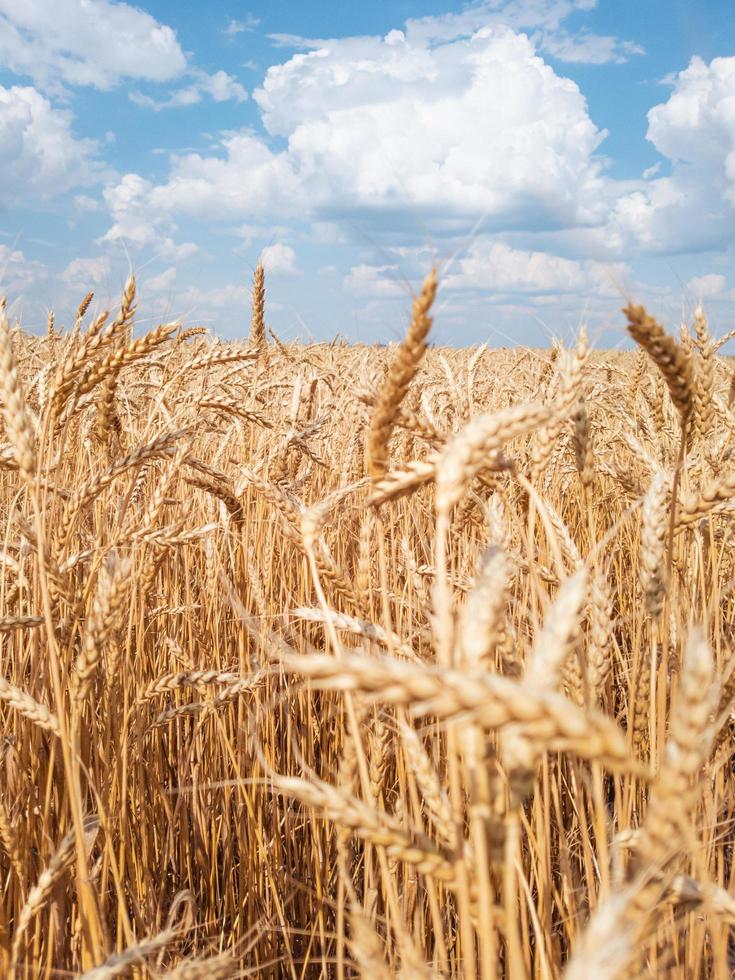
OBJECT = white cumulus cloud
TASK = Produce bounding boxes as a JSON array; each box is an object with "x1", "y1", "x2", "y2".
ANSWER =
[
  {"x1": 256, "y1": 26, "x2": 607, "y2": 226},
  {"x1": 343, "y1": 264, "x2": 406, "y2": 297},
  {"x1": 0, "y1": 85, "x2": 103, "y2": 203},
  {"x1": 144, "y1": 266, "x2": 177, "y2": 293},
  {"x1": 0, "y1": 0, "x2": 245, "y2": 109},
  {"x1": 102, "y1": 24, "x2": 609, "y2": 240},
  {"x1": 647, "y1": 56, "x2": 735, "y2": 201},
  {"x1": 61, "y1": 255, "x2": 111, "y2": 285},
  {"x1": 0, "y1": 244, "x2": 47, "y2": 294},
  {"x1": 73, "y1": 194, "x2": 102, "y2": 212},
  {"x1": 89, "y1": 14, "x2": 735, "y2": 336},
  {"x1": 103, "y1": 132, "x2": 300, "y2": 243},
  {"x1": 261, "y1": 243, "x2": 298, "y2": 275},
  {"x1": 444, "y1": 240, "x2": 628, "y2": 295},
  {"x1": 102, "y1": 173, "x2": 168, "y2": 246},
  {"x1": 592, "y1": 56, "x2": 735, "y2": 256},
  {"x1": 0, "y1": 0, "x2": 187, "y2": 90},
  {"x1": 158, "y1": 239, "x2": 199, "y2": 262},
  {"x1": 685, "y1": 273, "x2": 727, "y2": 298}
]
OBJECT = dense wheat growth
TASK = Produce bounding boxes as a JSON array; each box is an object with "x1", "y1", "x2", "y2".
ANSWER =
[{"x1": 0, "y1": 269, "x2": 734, "y2": 978}]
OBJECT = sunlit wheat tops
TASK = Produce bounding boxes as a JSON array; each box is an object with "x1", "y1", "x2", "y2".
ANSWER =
[{"x1": 0, "y1": 269, "x2": 733, "y2": 978}]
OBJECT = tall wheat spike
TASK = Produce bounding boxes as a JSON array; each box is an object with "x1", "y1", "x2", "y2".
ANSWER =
[
  {"x1": 367, "y1": 269, "x2": 437, "y2": 479},
  {"x1": 250, "y1": 261, "x2": 266, "y2": 348}
]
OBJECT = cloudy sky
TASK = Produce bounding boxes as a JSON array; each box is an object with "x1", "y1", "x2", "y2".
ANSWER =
[{"x1": 1, "y1": 0, "x2": 734, "y2": 345}]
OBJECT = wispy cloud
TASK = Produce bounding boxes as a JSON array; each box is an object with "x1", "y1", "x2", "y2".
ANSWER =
[
  {"x1": 129, "y1": 70, "x2": 247, "y2": 111},
  {"x1": 224, "y1": 14, "x2": 260, "y2": 36},
  {"x1": 404, "y1": 0, "x2": 642, "y2": 65}
]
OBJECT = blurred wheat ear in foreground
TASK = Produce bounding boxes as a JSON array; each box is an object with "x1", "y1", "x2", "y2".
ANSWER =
[{"x1": 0, "y1": 266, "x2": 734, "y2": 979}]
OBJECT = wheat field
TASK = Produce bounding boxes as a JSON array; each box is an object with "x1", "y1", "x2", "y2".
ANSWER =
[{"x1": 0, "y1": 268, "x2": 734, "y2": 978}]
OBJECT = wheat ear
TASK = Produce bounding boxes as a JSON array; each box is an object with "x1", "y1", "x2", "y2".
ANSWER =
[
  {"x1": 639, "y1": 471, "x2": 669, "y2": 618},
  {"x1": 73, "y1": 554, "x2": 132, "y2": 702},
  {"x1": 367, "y1": 270, "x2": 437, "y2": 479},
  {"x1": 625, "y1": 303, "x2": 694, "y2": 580},
  {"x1": 460, "y1": 546, "x2": 511, "y2": 671},
  {"x1": 692, "y1": 305, "x2": 714, "y2": 442},
  {"x1": 250, "y1": 261, "x2": 266, "y2": 347},
  {"x1": 0, "y1": 310, "x2": 36, "y2": 481},
  {"x1": 0, "y1": 676, "x2": 60, "y2": 735},
  {"x1": 624, "y1": 304, "x2": 693, "y2": 425},
  {"x1": 436, "y1": 401, "x2": 556, "y2": 516}
]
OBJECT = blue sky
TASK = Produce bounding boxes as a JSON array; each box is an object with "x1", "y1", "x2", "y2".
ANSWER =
[{"x1": 1, "y1": 0, "x2": 734, "y2": 346}]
